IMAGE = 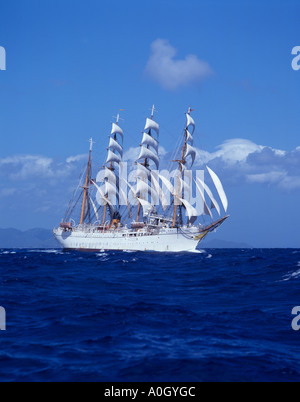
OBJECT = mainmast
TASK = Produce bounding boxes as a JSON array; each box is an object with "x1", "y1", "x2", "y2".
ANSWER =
[
  {"x1": 101, "y1": 112, "x2": 124, "y2": 226},
  {"x1": 80, "y1": 138, "x2": 93, "y2": 225},
  {"x1": 172, "y1": 107, "x2": 196, "y2": 227},
  {"x1": 136, "y1": 105, "x2": 159, "y2": 222}
]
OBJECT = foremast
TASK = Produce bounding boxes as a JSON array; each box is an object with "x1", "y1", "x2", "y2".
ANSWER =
[{"x1": 80, "y1": 138, "x2": 93, "y2": 225}]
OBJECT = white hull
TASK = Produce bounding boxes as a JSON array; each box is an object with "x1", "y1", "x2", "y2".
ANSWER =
[{"x1": 53, "y1": 227, "x2": 201, "y2": 252}]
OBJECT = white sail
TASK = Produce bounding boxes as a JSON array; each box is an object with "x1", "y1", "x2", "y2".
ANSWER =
[
  {"x1": 184, "y1": 144, "x2": 196, "y2": 166},
  {"x1": 159, "y1": 174, "x2": 176, "y2": 196},
  {"x1": 104, "y1": 181, "x2": 119, "y2": 198},
  {"x1": 186, "y1": 113, "x2": 195, "y2": 133},
  {"x1": 111, "y1": 123, "x2": 124, "y2": 142},
  {"x1": 194, "y1": 179, "x2": 213, "y2": 219},
  {"x1": 123, "y1": 179, "x2": 137, "y2": 198},
  {"x1": 178, "y1": 197, "x2": 198, "y2": 224},
  {"x1": 89, "y1": 195, "x2": 99, "y2": 220},
  {"x1": 207, "y1": 166, "x2": 228, "y2": 213},
  {"x1": 151, "y1": 172, "x2": 169, "y2": 210},
  {"x1": 92, "y1": 180, "x2": 114, "y2": 207},
  {"x1": 179, "y1": 177, "x2": 191, "y2": 200},
  {"x1": 186, "y1": 131, "x2": 194, "y2": 145},
  {"x1": 196, "y1": 177, "x2": 221, "y2": 216},
  {"x1": 179, "y1": 162, "x2": 187, "y2": 172},
  {"x1": 123, "y1": 179, "x2": 155, "y2": 214},
  {"x1": 138, "y1": 146, "x2": 159, "y2": 169},
  {"x1": 108, "y1": 137, "x2": 123, "y2": 157},
  {"x1": 135, "y1": 163, "x2": 151, "y2": 180},
  {"x1": 144, "y1": 118, "x2": 159, "y2": 136},
  {"x1": 141, "y1": 132, "x2": 159, "y2": 152},
  {"x1": 136, "y1": 179, "x2": 158, "y2": 203},
  {"x1": 138, "y1": 197, "x2": 154, "y2": 217},
  {"x1": 104, "y1": 167, "x2": 117, "y2": 182},
  {"x1": 106, "y1": 149, "x2": 121, "y2": 165}
]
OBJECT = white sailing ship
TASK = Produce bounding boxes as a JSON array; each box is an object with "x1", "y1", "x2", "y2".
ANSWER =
[{"x1": 53, "y1": 107, "x2": 229, "y2": 252}]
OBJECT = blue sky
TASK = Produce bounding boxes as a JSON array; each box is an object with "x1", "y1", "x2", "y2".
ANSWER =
[{"x1": 0, "y1": 0, "x2": 299, "y2": 247}]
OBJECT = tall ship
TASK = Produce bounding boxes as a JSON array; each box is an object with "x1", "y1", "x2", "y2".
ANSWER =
[{"x1": 53, "y1": 106, "x2": 229, "y2": 252}]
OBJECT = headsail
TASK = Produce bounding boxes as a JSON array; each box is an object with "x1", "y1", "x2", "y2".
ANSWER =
[
  {"x1": 207, "y1": 166, "x2": 228, "y2": 213},
  {"x1": 194, "y1": 179, "x2": 213, "y2": 219},
  {"x1": 196, "y1": 177, "x2": 221, "y2": 216}
]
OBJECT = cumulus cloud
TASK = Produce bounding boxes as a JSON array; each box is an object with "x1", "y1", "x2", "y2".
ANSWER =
[
  {"x1": 0, "y1": 153, "x2": 90, "y2": 182},
  {"x1": 192, "y1": 139, "x2": 300, "y2": 190},
  {"x1": 1, "y1": 140, "x2": 299, "y2": 210},
  {"x1": 195, "y1": 139, "x2": 264, "y2": 166},
  {"x1": 120, "y1": 138, "x2": 300, "y2": 190},
  {"x1": 145, "y1": 39, "x2": 213, "y2": 91},
  {"x1": 66, "y1": 154, "x2": 88, "y2": 164},
  {"x1": 0, "y1": 155, "x2": 54, "y2": 180}
]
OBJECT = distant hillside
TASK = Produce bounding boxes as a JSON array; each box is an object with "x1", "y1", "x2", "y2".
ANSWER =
[{"x1": 0, "y1": 228, "x2": 58, "y2": 249}]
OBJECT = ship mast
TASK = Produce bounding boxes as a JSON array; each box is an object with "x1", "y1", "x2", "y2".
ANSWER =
[
  {"x1": 103, "y1": 114, "x2": 119, "y2": 225},
  {"x1": 80, "y1": 138, "x2": 93, "y2": 225},
  {"x1": 137, "y1": 105, "x2": 154, "y2": 222},
  {"x1": 172, "y1": 107, "x2": 196, "y2": 227},
  {"x1": 101, "y1": 112, "x2": 124, "y2": 227},
  {"x1": 136, "y1": 105, "x2": 159, "y2": 222}
]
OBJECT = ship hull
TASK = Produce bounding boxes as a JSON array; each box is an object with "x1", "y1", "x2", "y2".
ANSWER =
[{"x1": 53, "y1": 228, "x2": 200, "y2": 253}]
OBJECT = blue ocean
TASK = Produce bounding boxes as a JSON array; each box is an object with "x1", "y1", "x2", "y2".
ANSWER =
[{"x1": 0, "y1": 248, "x2": 300, "y2": 382}]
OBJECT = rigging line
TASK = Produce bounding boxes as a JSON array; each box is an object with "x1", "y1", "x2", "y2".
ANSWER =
[
  {"x1": 64, "y1": 162, "x2": 87, "y2": 219},
  {"x1": 167, "y1": 129, "x2": 185, "y2": 172},
  {"x1": 65, "y1": 191, "x2": 83, "y2": 221},
  {"x1": 178, "y1": 228, "x2": 195, "y2": 240}
]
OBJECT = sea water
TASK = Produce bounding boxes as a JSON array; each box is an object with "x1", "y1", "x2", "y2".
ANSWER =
[{"x1": 0, "y1": 248, "x2": 299, "y2": 382}]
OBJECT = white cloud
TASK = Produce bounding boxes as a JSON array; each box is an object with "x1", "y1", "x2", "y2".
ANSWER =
[
  {"x1": 247, "y1": 171, "x2": 287, "y2": 184},
  {"x1": 145, "y1": 39, "x2": 213, "y2": 91},
  {"x1": 0, "y1": 155, "x2": 54, "y2": 180},
  {"x1": 66, "y1": 154, "x2": 88, "y2": 164},
  {"x1": 192, "y1": 139, "x2": 300, "y2": 190},
  {"x1": 123, "y1": 147, "x2": 140, "y2": 162},
  {"x1": 1, "y1": 140, "x2": 299, "y2": 197},
  {"x1": 195, "y1": 139, "x2": 264, "y2": 166},
  {"x1": 122, "y1": 140, "x2": 300, "y2": 190}
]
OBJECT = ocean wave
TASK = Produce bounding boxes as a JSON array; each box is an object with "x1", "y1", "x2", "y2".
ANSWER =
[
  {"x1": 281, "y1": 268, "x2": 300, "y2": 281},
  {"x1": 28, "y1": 249, "x2": 61, "y2": 254},
  {"x1": 187, "y1": 249, "x2": 206, "y2": 254},
  {"x1": 0, "y1": 248, "x2": 299, "y2": 382}
]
